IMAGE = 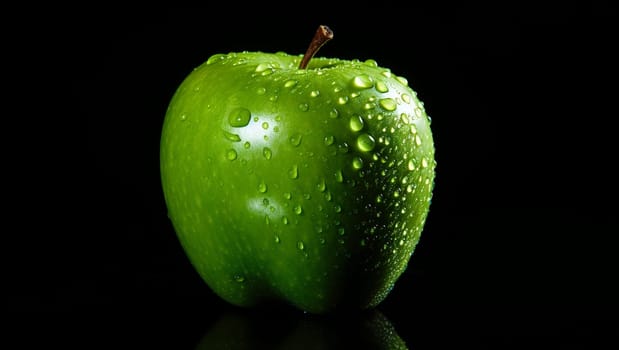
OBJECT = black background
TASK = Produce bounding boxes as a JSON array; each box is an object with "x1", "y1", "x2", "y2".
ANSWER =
[{"x1": 8, "y1": 4, "x2": 619, "y2": 348}]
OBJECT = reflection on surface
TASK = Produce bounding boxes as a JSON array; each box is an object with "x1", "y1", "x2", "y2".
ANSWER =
[{"x1": 195, "y1": 307, "x2": 409, "y2": 349}]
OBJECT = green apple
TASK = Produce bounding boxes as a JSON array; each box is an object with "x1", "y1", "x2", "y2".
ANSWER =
[{"x1": 160, "y1": 25, "x2": 436, "y2": 314}]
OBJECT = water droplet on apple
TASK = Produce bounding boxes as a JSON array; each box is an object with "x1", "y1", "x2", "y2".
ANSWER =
[
  {"x1": 233, "y1": 275, "x2": 245, "y2": 283},
  {"x1": 282, "y1": 216, "x2": 289, "y2": 225},
  {"x1": 258, "y1": 148, "x2": 271, "y2": 161},
  {"x1": 284, "y1": 79, "x2": 298, "y2": 88},
  {"x1": 400, "y1": 113, "x2": 410, "y2": 124},
  {"x1": 396, "y1": 75, "x2": 408, "y2": 86},
  {"x1": 223, "y1": 131, "x2": 241, "y2": 142},
  {"x1": 284, "y1": 192, "x2": 292, "y2": 200},
  {"x1": 415, "y1": 134, "x2": 422, "y2": 146},
  {"x1": 294, "y1": 205, "x2": 303, "y2": 215},
  {"x1": 414, "y1": 107, "x2": 423, "y2": 119},
  {"x1": 274, "y1": 235, "x2": 280, "y2": 243},
  {"x1": 352, "y1": 156, "x2": 364, "y2": 170},
  {"x1": 298, "y1": 103, "x2": 309, "y2": 112},
  {"x1": 356, "y1": 133, "x2": 376, "y2": 152},
  {"x1": 255, "y1": 62, "x2": 272, "y2": 72},
  {"x1": 226, "y1": 149, "x2": 237, "y2": 161},
  {"x1": 297, "y1": 241, "x2": 305, "y2": 250},
  {"x1": 256, "y1": 87, "x2": 266, "y2": 95},
  {"x1": 334, "y1": 204, "x2": 342, "y2": 213},
  {"x1": 337, "y1": 96, "x2": 349, "y2": 105},
  {"x1": 324, "y1": 135, "x2": 334, "y2": 146},
  {"x1": 379, "y1": 98, "x2": 397, "y2": 111},
  {"x1": 317, "y1": 179, "x2": 326, "y2": 192},
  {"x1": 243, "y1": 141, "x2": 251, "y2": 149},
  {"x1": 324, "y1": 191, "x2": 332, "y2": 201},
  {"x1": 351, "y1": 75, "x2": 374, "y2": 89},
  {"x1": 232, "y1": 57, "x2": 248, "y2": 66},
  {"x1": 206, "y1": 54, "x2": 225, "y2": 65},
  {"x1": 401, "y1": 93, "x2": 411, "y2": 104},
  {"x1": 288, "y1": 165, "x2": 299, "y2": 179},
  {"x1": 310, "y1": 90, "x2": 320, "y2": 98},
  {"x1": 349, "y1": 115, "x2": 364, "y2": 132},
  {"x1": 228, "y1": 108, "x2": 251, "y2": 127},
  {"x1": 363, "y1": 102, "x2": 375, "y2": 110},
  {"x1": 407, "y1": 159, "x2": 416, "y2": 171},
  {"x1": 289, "y1": 134, "x2": 303, "y2": 147},
  {"x1": 258, "y1": 181, "x2": 268, "y2": 193},
  {"x1": 364, "y1": 59, "x2": 378, "y2": 67},
  {"x1": 265, "y1": 215, "x2": 270, "y2": 225},
  {"x1": 338, "y1": 228, "x2": 345, "y2": 236},
  {"x1": 334, "y1": 170, "x2": 344, "y2": 183},
  {"x1": 421, "y1": 157, "x2": 428, "y2": 168},
  {"x1": 329, "y1": 108, "x2": 339, "y2": 118},
  {"x1": 180, "y1": 114, "x2": 187, "y2": 121},
  {"x1": 262, "y1": 122, "x2": 269, "y2": 130},
  {"x1": 375, "y1": 81, "x2": 389, "y2": 93}
]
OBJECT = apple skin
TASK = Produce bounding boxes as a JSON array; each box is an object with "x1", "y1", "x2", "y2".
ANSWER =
[{"x1": 160, "y1": 51, "x2": 436, "y2": 314}]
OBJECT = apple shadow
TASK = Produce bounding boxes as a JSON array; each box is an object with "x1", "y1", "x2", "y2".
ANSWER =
[{"x1": 194, "y1": 305, "x2": 409, "y2": 349}]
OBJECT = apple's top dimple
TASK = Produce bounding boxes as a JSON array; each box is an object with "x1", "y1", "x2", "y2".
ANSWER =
[{"x1": 204, "y1": 51, "x2": 399, "y2": 75}]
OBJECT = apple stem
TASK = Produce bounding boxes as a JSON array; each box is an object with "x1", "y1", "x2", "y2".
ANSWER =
[{"x1": 299, "y1": 25, "x2": 334, "y2": 69}]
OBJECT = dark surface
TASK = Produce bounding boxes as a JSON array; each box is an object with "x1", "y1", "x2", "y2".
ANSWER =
[{"x1": 8, "y1": 5, "x2": 618, "y2": 348}]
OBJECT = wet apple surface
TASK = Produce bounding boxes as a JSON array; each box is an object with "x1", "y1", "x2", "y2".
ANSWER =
[{"x1": 160, "y1": 27, "x2": 436, "y2": 313}]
